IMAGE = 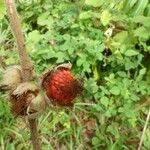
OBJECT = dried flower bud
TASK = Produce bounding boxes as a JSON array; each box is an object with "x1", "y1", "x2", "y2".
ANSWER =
[
  {"x1": 42, "y1": 63, "x2": 83, "y2": 106},
  {"x1": 10, "y1": 82, "x2": 45, "y2": 119},
  {"x1": 0, "y1": 65, "x2": 22, "y2": 91}
]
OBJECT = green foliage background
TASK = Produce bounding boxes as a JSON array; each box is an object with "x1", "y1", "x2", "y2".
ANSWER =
[{"x1": 0, "y1": 0, "x2": 150, "y2": 149}]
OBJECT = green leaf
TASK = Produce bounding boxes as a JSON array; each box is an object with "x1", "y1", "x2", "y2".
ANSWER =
[
  {"x1": 37, "y1": 12, "x2": 53, "y2": 28},
  {"x1": 101, "y1": 96, "x2": 109, "y2": 107},
  {"x1": 100, "y1": 10, "x2": 111, "y2": 26},
  {"x1": 92, "y1": 137, "x2": 100, "y2": 145},
  {"x1": 0, "y1": 0, "x2": 6, "y2": 20},
  {"x1": 125, "y1": 49, "x2": 139, "y2": 56},
  {"x1": 76, "y1": 56, "x2": 87, "y2": 67},
  {"x1": 79, "y1": 11, "x2": 92, "y2": 19},
  {"x1": 79, "y1": 11, "x2": 101, "y2": 19},
  {"x1": 27, "y1": 30, "x2": 41, "y2": 44},
  {"x1": 133, "y1": 16, "x2": 150, "y2": 27},
  {"x1": 107, "y1": 124, "x2": 120, "y2": 138},
  {"x1": 85, "y1": 0, "x2": 103, "y2": 7},
  {"x1": 111, "y1": 31, "x2": 129, "y2": 50},
  {"x1": 139, "y1": 68, "x2": 146, "y2": 75},
  {"x1": 85, "y1": 78, "x2": 98, "y2": 93},
  {"x1": 56, "y1": 52, "x2": 67, "y2": 63},
  {"x1": 110, "y1": 86, "x2": 120, "y2": 95},
  {"x1": 113, "y1": 31, "x2": 128, "y2": 43},
  {"x1": 134, "y1": 27, "x2": 149, "y2": 39}
]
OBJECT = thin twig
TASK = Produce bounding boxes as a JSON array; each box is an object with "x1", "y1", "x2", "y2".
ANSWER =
[
  {"x1": 138, "y1": 107, "x2": 150, "y2": 150},
  {"x1": 5, "y1": 0, "x2": 41, "y2": 150}
]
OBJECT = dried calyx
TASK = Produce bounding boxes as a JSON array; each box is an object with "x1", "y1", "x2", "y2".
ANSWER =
[
  {"x1": 10, "y1": 82, "x2": 45, "y2": 119},
  {"x1": 0, "y1": 65, "x2": 22, "y2": 91},
  {"x1": 42, "y1": 63, "x2": 83, "y2": 106}
]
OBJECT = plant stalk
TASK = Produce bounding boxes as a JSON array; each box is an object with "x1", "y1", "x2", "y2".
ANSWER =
[
  {"x1": 138, "y1": 107, "x2": 150, "y2": 150},
  {"x1": 5, "y1": 0, "x2": 41, "y2": 150}
]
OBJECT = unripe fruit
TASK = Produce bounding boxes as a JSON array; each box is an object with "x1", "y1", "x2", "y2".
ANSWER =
[{"x1": 42, "y1": 64, "x2": 83, "y2": 106}]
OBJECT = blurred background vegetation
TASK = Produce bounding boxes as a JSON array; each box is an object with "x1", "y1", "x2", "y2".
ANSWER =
[{"x1": 0, "y1": 0, "x2": 150, "y2": 149}]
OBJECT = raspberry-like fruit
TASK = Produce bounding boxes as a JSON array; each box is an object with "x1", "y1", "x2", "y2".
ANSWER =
[{"x1": 42, "y1": 68, "x2": 83, "y2": 106}]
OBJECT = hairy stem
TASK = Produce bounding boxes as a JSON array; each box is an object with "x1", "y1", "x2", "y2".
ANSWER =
[
  {"x1": 28, "y1": 119, "x2": 41, "y2": 150},
  {"x1": 5, "y1": 0, "x2": 33, "y2": 81},
  {"x1": 5, "y1": 0, "x2": 41, "y2": 150}
]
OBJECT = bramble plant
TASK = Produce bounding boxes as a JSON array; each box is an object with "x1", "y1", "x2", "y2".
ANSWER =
[{"x1": 0, "y1": 0, "x2": 150, "y2": 150}]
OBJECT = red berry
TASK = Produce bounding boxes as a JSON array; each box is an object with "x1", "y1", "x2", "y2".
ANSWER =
[{"x1": 42, "y1": 68, "x2": 83, "y2": 106}]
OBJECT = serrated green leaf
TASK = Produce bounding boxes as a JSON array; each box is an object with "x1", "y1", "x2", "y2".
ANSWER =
[
  {"x1": 56, "y1": 52, "x2": 67, "y2": 63},
  {"x1": 125, "y1": 49, "x2": 139, "y2": 56},
  {"x1": 101, "y1": 96, "x2": 109, "y2": 107},
  {"x1": 37, "y1": 12, "x2": 53, "y2": 27},
  {"x1": 110, "y1": 86, "x2": 120, "y2": 95},
  {"x1": 107, "y1": 124, "x2": 120, "y2": 138},
  {"x1": 85, "y1": 78, "x2": 98, "y2": 93},
  {"x1": 92, "y1": 137, "x2": 100, "y2": 145},
  {"x1": 27, "y1": 30, "x2": 41, "y2": 47},
  {"x1": 76, "y1": 56, "x2": 86, "y2": 67}
]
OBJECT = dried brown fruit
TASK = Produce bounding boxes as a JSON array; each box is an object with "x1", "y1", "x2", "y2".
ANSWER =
[
  {"x1": 10, "y1": 82, "x2": 45, "y2": 119},
  {"x1": 0, "y1": 65, "x2": 22, "y2": 91}
]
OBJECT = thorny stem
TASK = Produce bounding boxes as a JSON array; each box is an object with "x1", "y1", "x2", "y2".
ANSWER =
[
  {"x1": 5, "y1": 0, "x2": 41, "y2": 150},
  {"x1": 138, "y1": 107, "x2": 150, "y2": 150}
]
